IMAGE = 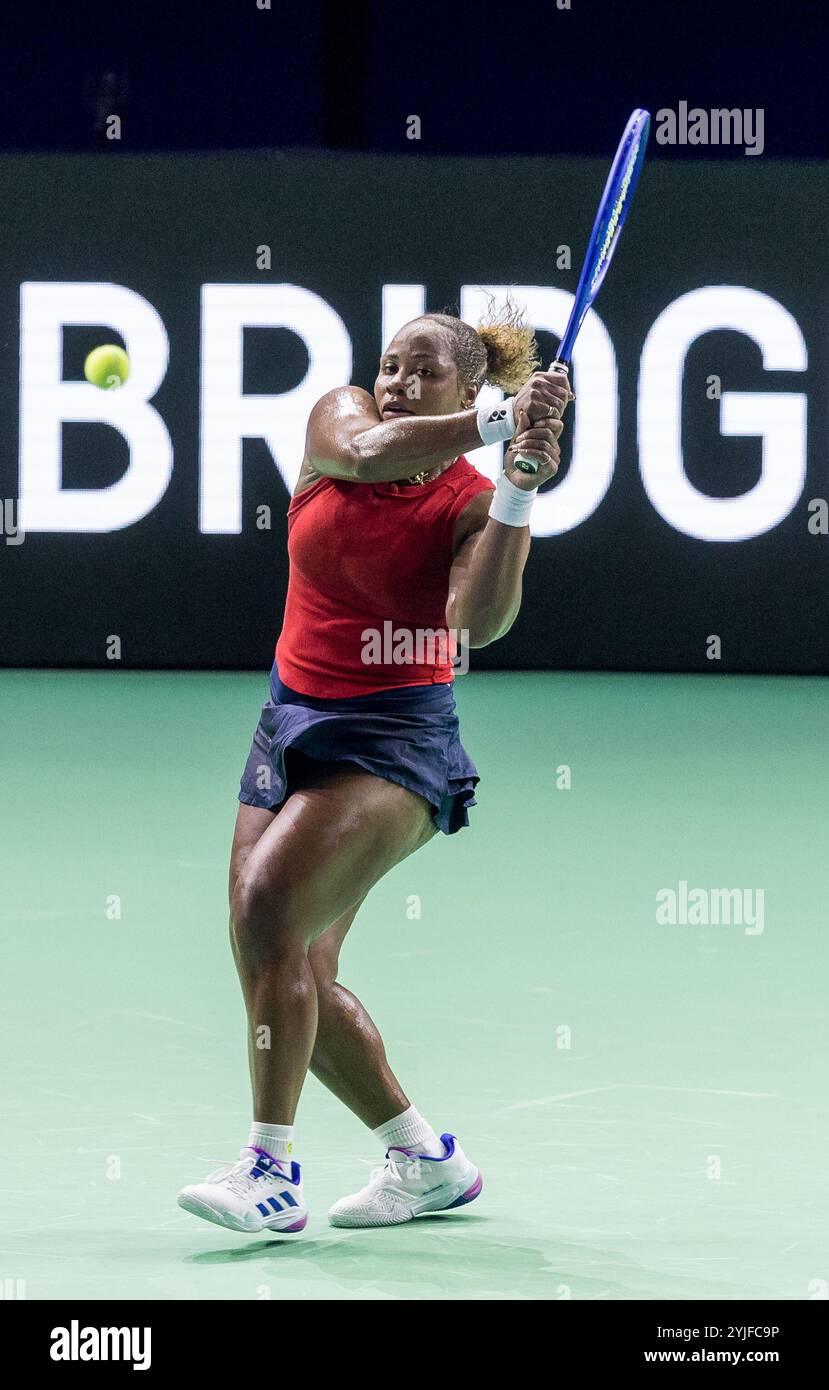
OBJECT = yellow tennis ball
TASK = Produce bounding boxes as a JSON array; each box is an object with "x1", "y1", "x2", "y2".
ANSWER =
[{"x1": 84, "y1": 344, "x2": 130, "y2": 389}]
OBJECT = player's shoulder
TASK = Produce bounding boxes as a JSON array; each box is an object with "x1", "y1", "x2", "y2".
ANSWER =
[{"x1": 309, "y1": 384, "x2": 376, "y2": 421}]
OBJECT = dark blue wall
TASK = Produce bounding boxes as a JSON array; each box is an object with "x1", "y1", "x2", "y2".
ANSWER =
[{"x1": 2, "y1": 0, "x2": 825, "y2": 159}]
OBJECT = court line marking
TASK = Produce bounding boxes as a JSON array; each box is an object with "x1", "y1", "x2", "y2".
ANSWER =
[{"x1": 498, "y1": 1083, "x2": 779, "y2": 1114}]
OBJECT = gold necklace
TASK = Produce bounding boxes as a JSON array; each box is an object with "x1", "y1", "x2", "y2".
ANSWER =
[
  {"x1": 406, "y1": 456, "x2": 458, "y2": 486},
  {"x1": 406, "y1": 404, "x2": 471, "y2": 484}
]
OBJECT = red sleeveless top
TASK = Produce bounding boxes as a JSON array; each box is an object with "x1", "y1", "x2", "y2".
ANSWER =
[{"x1": 275, "y1": 456, "x2": 495, "y2": 697}]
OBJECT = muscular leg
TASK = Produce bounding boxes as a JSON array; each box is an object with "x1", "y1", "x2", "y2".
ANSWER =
[
  {"x1": 228, "y1": 757, "x2": 435, "y2": 1125},
  {"x1": 230, "y1": 810, "x2": 421, "y2": 1128},
  {"x1": 228, "y1": 803, "x2": 277, "y2": 1093},
  {"x1": 307, "y1": 907, "x2": 415, "y2": 1129}
]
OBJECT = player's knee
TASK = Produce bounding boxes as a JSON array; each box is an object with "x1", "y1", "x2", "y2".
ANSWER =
[
  {"x1": 308, "y1": 938, "x2": 339, "y2": 992},
  {"x1": 230, "y1": 868, "x2": 302, "y2": 966}
]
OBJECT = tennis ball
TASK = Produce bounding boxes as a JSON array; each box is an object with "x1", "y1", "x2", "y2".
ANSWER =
[{"x1": 84, "y1": 344, "x2": 130, "y2": 389}]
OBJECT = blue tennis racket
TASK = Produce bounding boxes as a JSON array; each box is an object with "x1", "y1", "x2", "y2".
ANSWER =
[{"x1": 515, "y1": 108, "x2": 651, "y2": 473}]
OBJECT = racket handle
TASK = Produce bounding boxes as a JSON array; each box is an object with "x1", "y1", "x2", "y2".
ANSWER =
[{"x1": 513, "y1": 359, "x2": 570, "y2": 475}]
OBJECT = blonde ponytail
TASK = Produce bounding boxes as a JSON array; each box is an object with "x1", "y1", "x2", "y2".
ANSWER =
[{"x1": 476, "y1": 299, "x2": 540, "y2": 394}]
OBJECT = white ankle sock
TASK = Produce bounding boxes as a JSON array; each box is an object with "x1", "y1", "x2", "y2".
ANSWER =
[
  {"x1": 248, "y1": 1122, "x2": 294, "y2": 1163},
  {"x1": 374, "y1": 1105, "x2": 445, "y2": 1158}
]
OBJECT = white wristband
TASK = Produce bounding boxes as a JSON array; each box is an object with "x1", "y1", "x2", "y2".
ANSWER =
[
  {"x1": 488, "y1": 472, "x2": 535, "y2": 527},
  {"x1": 476, "y1": 397, "x2": 516, "y2": 446}
]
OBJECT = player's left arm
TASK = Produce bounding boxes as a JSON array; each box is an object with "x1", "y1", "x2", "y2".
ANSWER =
[{"x1": 446, "y1": 421, "x2": 561, "y2": 647}]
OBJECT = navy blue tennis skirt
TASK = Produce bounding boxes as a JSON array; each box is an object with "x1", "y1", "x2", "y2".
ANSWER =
[{"x1": 238, "y1": 663, "x2": 480, "y2": 834}]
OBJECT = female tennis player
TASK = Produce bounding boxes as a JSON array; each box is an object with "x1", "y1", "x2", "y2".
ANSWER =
[{"x1": 178, "y1": 307, "x2": 572, "y2": 1233}]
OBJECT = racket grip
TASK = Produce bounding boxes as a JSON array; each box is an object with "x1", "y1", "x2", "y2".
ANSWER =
[{"x1": 512, "y1": 359, "x2": 570, "y2": 475}]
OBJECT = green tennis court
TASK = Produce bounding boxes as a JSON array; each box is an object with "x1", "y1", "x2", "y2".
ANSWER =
[{"x1": 2, "y1": 668, "x2": 825, "y2": 1301}]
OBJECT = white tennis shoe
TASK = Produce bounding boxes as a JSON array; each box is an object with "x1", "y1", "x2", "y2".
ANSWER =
[
  {"x1": 328, "y1": 1133, "x2": 482, "y2": 1228},
  {"x1": 177, "y1": 1146, "x2": 307, "y2": 1234}
]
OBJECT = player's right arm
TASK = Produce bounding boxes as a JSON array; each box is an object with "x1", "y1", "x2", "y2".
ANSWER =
[
  {"x1": 302, "y1": 386, "x2": 487, "y2": 486},
  {"x1": 300, "y1": 375, "x2": 570, "y2": 489}
]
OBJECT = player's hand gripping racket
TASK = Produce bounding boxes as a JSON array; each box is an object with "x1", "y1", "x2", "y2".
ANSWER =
[{"x1": 515, "y1": 108, "x2": 651, "y2": 474}]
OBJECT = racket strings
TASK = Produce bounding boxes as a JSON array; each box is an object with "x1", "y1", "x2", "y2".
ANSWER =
[{"x1": 591, "y1": 132, "x2": 645, "y2": 290}]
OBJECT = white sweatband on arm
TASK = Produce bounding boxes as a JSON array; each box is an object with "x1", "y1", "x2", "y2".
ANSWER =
[
  {"x1": 476, "y1": 397, "x2": 516, "y2": 445},
  {"x1": 488, "y1": 472, "x2": 535, "y2": 527}
]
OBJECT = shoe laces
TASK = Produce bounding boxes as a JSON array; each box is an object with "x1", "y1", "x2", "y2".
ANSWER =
[
  {"x1": 205, "y1": 1148, "x2": 275, "y2": 1196},
  {"x1": 375, "y1": 1157, "x2": 401, "y2": 1186},
  {"x1": 369, "y1": 1153, "x2": 424, "y2": 1190},
  {"x1": 347, "y1": 1160, "x2": 413, "y2": 1215}
]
